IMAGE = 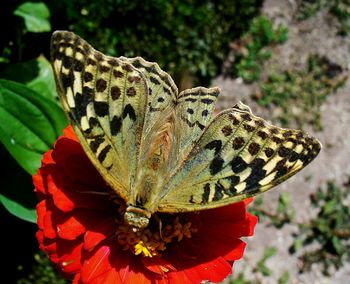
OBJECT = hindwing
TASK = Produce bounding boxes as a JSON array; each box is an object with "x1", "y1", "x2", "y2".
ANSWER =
[{"x1": 158, "y1": 104, "x2": 321, "y2": 212}]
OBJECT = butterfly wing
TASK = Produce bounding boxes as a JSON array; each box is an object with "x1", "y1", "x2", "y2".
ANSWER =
[
  {"x1": 174, "y1": 86, "x2": 220, "y2": 164},
  {"x1": 157, "y1": 103, "x2": 321, "y2": 212},
  {"x1": 51, "y1": 31, "x2": 150, "y2": 199},
  {"x1": 119, "y1": 56, "x2": 178, "y2": 136}
]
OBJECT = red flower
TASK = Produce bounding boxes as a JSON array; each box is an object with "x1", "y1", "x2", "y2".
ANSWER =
[{"x1": 34, "y1": 126, "x2": 257, "y2": 283}]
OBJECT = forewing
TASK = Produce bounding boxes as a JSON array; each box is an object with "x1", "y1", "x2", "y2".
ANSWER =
[
  {"x1": 51, "y1": 31, "x2": 148, "y2": 199},
  {"x1": 158, "y1": 104, "x2": 321, "y2": 212}
]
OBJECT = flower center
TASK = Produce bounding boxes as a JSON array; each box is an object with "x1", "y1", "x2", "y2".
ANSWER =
[{"x1": 113, "y1": 199, "x2": 198, "y2": 257}]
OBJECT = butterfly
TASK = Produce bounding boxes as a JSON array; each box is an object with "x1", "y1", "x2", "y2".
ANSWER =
[{"x1": 51, "y1": 31, "x2": 321, "y2": 229}]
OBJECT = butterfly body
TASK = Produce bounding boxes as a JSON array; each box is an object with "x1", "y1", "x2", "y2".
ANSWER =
[{"x1": 51, "y1": 31, "x2": 321, "y2": 229}]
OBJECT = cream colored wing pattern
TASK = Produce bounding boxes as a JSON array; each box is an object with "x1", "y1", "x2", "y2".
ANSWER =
[
  {"x1": 158, "y1": 104, "x2": 321, "y2": 212},
  {"x1": 51, "y1": 31, "x2": 148, "y2": 200}
]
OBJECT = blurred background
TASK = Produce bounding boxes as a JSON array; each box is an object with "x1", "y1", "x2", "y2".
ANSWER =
[{"x1": 0, "y1": 0, "x2": 349, "y2": 283}]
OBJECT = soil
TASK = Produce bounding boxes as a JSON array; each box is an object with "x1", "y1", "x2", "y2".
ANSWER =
[{"x1": 213, "y1": 0, "x2": 350, "y2": 283}]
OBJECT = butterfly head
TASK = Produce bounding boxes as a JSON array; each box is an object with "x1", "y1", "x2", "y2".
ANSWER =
[{"x1": 124, "y1": 206, "x2": 152, "y2": 229}]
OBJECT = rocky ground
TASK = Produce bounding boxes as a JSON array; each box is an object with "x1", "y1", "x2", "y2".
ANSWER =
[{"x1": 213, "y1": 0, "x2": 350, "y2": 283}]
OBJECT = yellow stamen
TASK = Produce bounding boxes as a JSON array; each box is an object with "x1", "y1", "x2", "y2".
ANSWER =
[{"x1": 134, "y1": 240, "x2": 157, "y2": 258}]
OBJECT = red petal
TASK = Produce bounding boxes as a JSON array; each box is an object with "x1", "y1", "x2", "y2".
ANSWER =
[
  {"x1": 36, "y1": 231, "x2": 59, "y2": 263},
  {"x1": 52, "y1": 138, "x2": 106, "y2": 189},
  {"x1": 223, "y1": 240, "x2": 247, "y2": 261},
  {"x1": 201, "y1": 213, "x2": 258, "y2": 238},
  {"x1": 200, "y1": 202, "x2": 247, "y2": 223},
  {"x1": 57, "y1": 210, "x2": 108, "y2": 240},
  {"x1": 33, "y1": 171, "x2": 47, "y2": 196},
  {"x1": 244, "y1": 197, "x2": 254, "y2": 205},
  {"x1": 63, "y1": 125, "x2": 79, "y2": 141},
  {"x1": 142, "y1": 256, "x2": 176, "y2": 276},
  {"x1": 183, "y1": 256, "x2": 232, "y2": 283},
  {"x1": 116, "y1": 252, "x2": 152, "y2": 284},
  {"x1": 73, "y1": 273, "x2": 82, "y2": 284},
  {"x1": 57, "y1": 240, "x2": 84, "y2": 274},
  {"x1": 167, "y1": 270, "x2": 193, "y2": 284},
  {"x1": 196, "y1": 234, "x2": 246, "y2": 261},
  {"x1": 84, "y1": 217, "x2": 116, "y2": 251},
  {"x1": 36, "y1": 200, "x2": 47, "y2": 229},
  {"x1": 43, "y1": 205, "x2": 57, "y2": 239},
  {"x1": 81, "y1": 245, "x2": 112, "y2": 283},
  {"x1": 42, "y1": 149, "x2": 54, "y2": 165},
  {"x1": 88, "y1": 269, "x2": 123, "y2": 284},
  {"x1": 46, "y1": 167, "x2": 113, "y2": 212}
]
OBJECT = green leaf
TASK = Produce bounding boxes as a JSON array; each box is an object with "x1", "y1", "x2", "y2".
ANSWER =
[
  {"x1": 0, "y1": 143, "x2": 37, "y2": 223},
  {"x1": 0, "y1": 79, "x2": 67, "y2": 174},
  {"x1": 0, "y1": 56, "x2": 58, "y2": 103},
  {"x1": 256, "y1": 246, "x2": 278, "y2": 276},
  {"x1": 332, "y1": 236, "x2": 343, "y2": 255},
  {"x1": 278, "y1": 271, "x2": 290, "y2": 284},
  {"x1": 324, "y1": 199, "x2": 337, "y2": 214},
  {"x1": 0, "y1": 194, "x2": 36, "y2": 223},
  {"x1": 14, "y1": 2, "x2": 51, "y2": 33}
]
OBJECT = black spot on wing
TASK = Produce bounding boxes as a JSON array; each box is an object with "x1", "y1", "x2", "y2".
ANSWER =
[
  {"x1": 209, "y1": 156, "x2": 224, "y2": 175},
  {"x1": 113, "y1": 70, "x2": 124, "y2": 78},
  {"x1": 122, "y1": 104, "x2": 136, "y2": 121},
  {"x1": 96, "y1": 79, "x2": 107, "y2": 92},
  {"x1": 163, "y1": 87, "x2": 172, "y2": 96},
  {"x1": 228, "y1": 176, "x2": 240, "y2": 194},
  {"x1": 232, "y1": 137, "x2": 245, "y2": 150},
  {"x1": 89, "y1": 117, "x2": 99, "y2": 128},
  {"x1": 278, "y1": 146, "x2": 292, "y2": 157},
  {"x1": 289, "y1": 151, "x2": 299, "y2": 162},
  {"x1": 73, "y1": 59, "x2": 84, "y2": 72},
  {"x1": 111, "y1": 86, "x2": 121, "y2": 100},
  {"x1": 245, "y1": 158, "x2": 266, "y2": 192},
  {"x1": 213, "y1": 183, "x2": 224, "y2": 201},
  {"x1": 61, "y1": 72, "x2": 75, "y2": 91},
  {"x1": 75, "y1": 89, "x2": 93, "y2": 118},
  {"x1": 202, "y1": 183, "x2": 210, "y2": 203},
  {"x1": 248, "y1": 142, "x2": 261, "y2": 155},
  {"x1": 184, "y1": 98, "x2": 197, "y2": 103},
  {"x1": 110, "y1": 116, "x2": 122, "y2": 135},
  {"x1": 221, "y1": 125, "x2": 233, "y2": 136},
  {"x1": 99, "y1": 65, "x2": 110, "y2": 73},
  {"x1": 231, "y1": 156, "x2": 248, "y2": 173},
  {"x1": 257, "y1": 131, "x2": 269, "y2": 140},
  {"x1": 84, "y1": 72, "x2": 93, "y2": 82},
  {"x1": 265, "y1": 147, "x2": 274, "y2": 158},
  {"x1": 94, "y1": 101, "x2": 109, "y2": 117},
  {"x1": 108, "y1": 59, "x2": 119, "y2": 66},
  {"x1": 97, "y1": 145, "x2": 111, "y2": 163},
  {"x1": 201, "y1": 98, "x2": 213, "y2": 104},
  {"x1": 89, "y1": 137, "x2": 104, "y2": 152},
  {"x1": 228, "y1": 114, "x2": 240, "y2": 125},
  {"x1": 204, "y1": 140, "x2": 222, "y2": 155},
  {"x1": 62, "y1": 55, "x2": 73, "y2": 69},
  {"x1": 187, "y1": 108, "x2": 194, "y2": 114},
  {"x1": 181, "y1": 117, "x2": 205, "y2": 130},
  {"x1": 243, "y1": 124, "x2": 255, "y2": 133},
  {"x1": 126, "y1": 87, "x2": 136, "y2": 97},
  {"x1": 131, "y1": 59, "x2": 142, "y2": 68},
  {"x1": 150, "y1": 76, "x2": 160, "y2": 85}
]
